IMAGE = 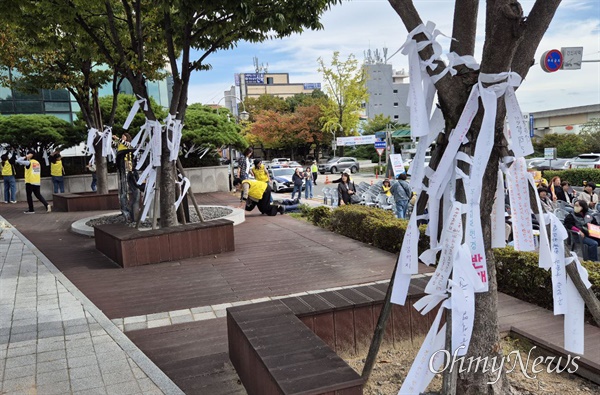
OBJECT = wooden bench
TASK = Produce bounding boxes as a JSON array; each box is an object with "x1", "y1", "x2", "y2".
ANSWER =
[
  {"x1": 94, "y1": 219, "x2": 234, "y2": 267},
  {"x1": 53, "y1": 191, "x2": 120, "y2": 212}
]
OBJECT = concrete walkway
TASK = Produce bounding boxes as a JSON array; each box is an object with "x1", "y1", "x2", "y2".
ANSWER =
[{"x1": 0, "y1": 220, "x2": 182, "y2": 395}]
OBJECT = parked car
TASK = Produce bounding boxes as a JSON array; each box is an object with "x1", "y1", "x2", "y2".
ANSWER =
[
  {"x1": 526, "y1": 158, "x2": 545, "y2": 169},
  {"x1": 318, "y1": 157, "x2": 360, "y2": 174},
  {"x1": 569, "y1": 153, "x2": 600, "y2": 169},
  {"x1": 271, "y1": 158, "x2": 291, "y2": 163},
  {"x1": 268, "y1": 168, "x2": 304, "y2": 192},
  {"x1": 533, "y1": 158, "x2": 573, "y2": 171}
]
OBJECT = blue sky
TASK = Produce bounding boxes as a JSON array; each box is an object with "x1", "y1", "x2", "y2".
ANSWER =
[{"x1": 186, "y1": 0, "x2": 600, "y2": 113}]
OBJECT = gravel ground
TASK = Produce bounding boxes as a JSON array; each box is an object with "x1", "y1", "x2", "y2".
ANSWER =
[
  {"x1": 86, "y1": 206, "x2": 233, "y2": 228},
  {"x1": 346, "y1": 337, "x2": 599, "y2": 395}
]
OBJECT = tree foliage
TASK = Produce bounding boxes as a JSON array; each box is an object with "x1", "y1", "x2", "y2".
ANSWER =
[
  {"x1": 533, "y1": 133, "x2": 585, "y2": 158},
  {"x1": 245, "y1": 95, "x2": 290, "y2": 120},
  {"x1": 0, "y1": 114, "x2": 79, "y2": 152},
  {"x1": 318, "y1": 52, "x2": 368, "y2": 138},
  {"x1": 181, "y1": 104, "x2": 246, "y2": 150},
  {"x1": 362, "y1": 114, "x2": 400, "y2": 135},
  {"x1": 580, "y1": 118, "x2": 600, "y2": 153}
]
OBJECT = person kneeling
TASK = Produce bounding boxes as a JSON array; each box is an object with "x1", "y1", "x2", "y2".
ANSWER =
[{"x1": 233, "y1": 178, "x2": 284, "y2": 216}]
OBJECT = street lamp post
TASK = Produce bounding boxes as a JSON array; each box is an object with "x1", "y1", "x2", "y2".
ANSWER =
[
  {"x1": 216, "y1": 95, "x2": 249, "y2": 191},
  {"x1": 328, "y1": 123, "x2": 343, "y2": 157}
]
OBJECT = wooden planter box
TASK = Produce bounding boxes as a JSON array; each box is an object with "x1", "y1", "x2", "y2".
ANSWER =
[
  {"x1": 94, "y1": 219, "x2": 234, "y2": 267},
  {"x1": 227, "y1": 277, "x2": 439, "y2": 395},
  {"x1": 53, "y1": 191, "x2": 120, "y2": 212}
]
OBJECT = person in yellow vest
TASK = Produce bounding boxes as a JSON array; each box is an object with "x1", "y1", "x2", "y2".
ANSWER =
[
  {"x1": 16, "y1": 150, "x2": 51, "y2": 214},
  {"x1": 1, "y1": 153, "x2": 17, "y2": 203},
  {"x1": 250, "y1": 159, "x2": 270, "y2": 183},
  {"x1": 233, "y1": 177, "x2": 284, "y2": 216},
  {"x1": 311, "y1": 161, "x2": 318, "y2": 185},
  {"x1": 49, "y1": 150, "x2": 65, "y2": 193}
]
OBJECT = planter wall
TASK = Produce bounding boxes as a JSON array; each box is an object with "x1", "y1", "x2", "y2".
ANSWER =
[
  {"x1": 53, "y1": 192, "x2": 120, "y2": 212},
  {"x1": 94, "y1": 218, "x2": 234, "y2": 267},
  {"x1": 10, "y1": 165, "x2": 229, "y2": 201}
]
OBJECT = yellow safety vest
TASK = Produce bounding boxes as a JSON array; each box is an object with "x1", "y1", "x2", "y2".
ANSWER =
[
  {"x1": 254, "y1": 166, "x2": 269, "y2": 183},
  {"x1": 50, "y1": 160, "x2": 64, "y2": 177},
  {"x1": 2, "y1": 161, "x2": 14, "y2": 176},
  {"x1": 242, "y1": 179, "x2": 267, "y2": 201},
  {"x1": 311, "y1": 164, "x2": 318, "y2": 173},
  {"x1": 25, "y1": 159, "x2": 42, "y2": 185}
]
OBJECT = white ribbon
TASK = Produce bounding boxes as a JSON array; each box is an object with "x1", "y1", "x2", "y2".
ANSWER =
[
  {"x1": 491, "y1": 168, "x2": 506, "y2": 248},
  {"x1": 548, "y1": 213, "x2": 568, "y2": 315},
  {"x1": 426, "y1": 201, "x2": 463, "y2": 294},
  {"x1": 123, "y1": 96, "x2": 148, "y2": 130},
  {"x1": 101, "y1": 126, "x2": 115, "y2": 162},
  {"x1": 400, "y1": 22, "x2": 445, "y2": 139},
  {"x1": 507, "y1": 157, "x2": 535, "y2": 251},
  {"x1": 174, "y1": 176, "x2": 190, "y2": 210},
  {"x1": 398, "y1": 299, "x2": 448, "y2": 395},
  {"x1": 431, "y1": 52, "x2": 480, "y2": 84},
  {"x1": 450, "y1": 247, "x2": 477, "y2": 356}
]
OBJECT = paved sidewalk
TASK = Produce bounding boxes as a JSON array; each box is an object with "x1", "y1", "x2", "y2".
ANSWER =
[{"x1": 0, "y1": 220, "x2": 182, "y2": 395}]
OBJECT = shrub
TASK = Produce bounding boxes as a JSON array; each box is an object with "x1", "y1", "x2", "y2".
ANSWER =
[
  {"x1": 307, "y1": 205, "x2": 333, "y2": 229},
  {"x1": 543, "y1": 169, "x2": 600, "y2": 186},
  {"x1": 495, "y1": 246, "x2": 600, "y2": 319},
  {"x1": 330, "y1": 205, "x2": 395, "y2": 243}
]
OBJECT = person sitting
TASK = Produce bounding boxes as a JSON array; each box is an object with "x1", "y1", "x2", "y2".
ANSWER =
[
  {"x1": 564, "y1": 200, "x2": 599, "y2": 262},
  {"x1": 382, "y1": 179, "x2": 392, "y2": 197},
  {"x1": 233, "y1": 177, "x2": 283, "y2": 216},
  {"x1": 554, "y1": 181, "x2": 576, "y2": 210},
  {"x1": 337, "y1": 172, "x2": 356, "y2": 205},
  {"x1": 549, "y1": 176, "x2": 561, "y2": 201},
  {"x1": 580, "y1": 182, "x2": 598, "y2": 211},
  {"x1": 538, "y1": 187, "x2": 555, "y2": 213}
]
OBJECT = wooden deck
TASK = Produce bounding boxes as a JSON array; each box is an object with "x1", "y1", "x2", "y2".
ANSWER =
[{"x1": 1, "y1": 192, "x2": 598, "y2": 394}]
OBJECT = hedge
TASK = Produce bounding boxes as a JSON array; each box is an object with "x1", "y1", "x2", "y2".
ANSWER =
[
  {"x1": 300, "y1": 204, "x2": 429, "y2": 254},
  {"x1": 297, "y1": 205, "x2": 599, "y2": 322},
  {"x1": 543, "y1": 169, "x2": 600, "y2": 186}
]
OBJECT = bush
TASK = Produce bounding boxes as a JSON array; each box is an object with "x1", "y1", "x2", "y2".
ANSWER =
[
  {"x1": 543, "y1": 169, "x2": 600, "y2": 186},
  {"x1": 327, "y1": 205, "x2": 429, "y2": 254},
  {"x1": 307, "y1": 205, "x2": 333, "y2": 229},
  {"x1": 495, "y1": 246, "x2": 600, "y2": 319}
]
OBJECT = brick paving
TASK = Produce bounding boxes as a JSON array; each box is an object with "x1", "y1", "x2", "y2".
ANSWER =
[{"x1": 1, "y1": 192, "x2": 599, "y2": 394}]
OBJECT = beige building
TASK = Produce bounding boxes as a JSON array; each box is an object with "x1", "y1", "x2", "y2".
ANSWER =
[
  {"x1": 530, "y1": 104, "x2": 600, "y2": 137},
  {"x1": 223, "y1": 73, "x2": 321, "y2": 114}
]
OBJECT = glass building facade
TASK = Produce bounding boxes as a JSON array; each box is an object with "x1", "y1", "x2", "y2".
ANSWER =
[{"x1": 0, "y1": 68, "x2": 171, "y2": 123}]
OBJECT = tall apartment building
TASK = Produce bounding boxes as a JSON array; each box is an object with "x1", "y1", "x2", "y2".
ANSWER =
[{"x1": 364, "y1": 63, "x2": 410, "y2": 124}]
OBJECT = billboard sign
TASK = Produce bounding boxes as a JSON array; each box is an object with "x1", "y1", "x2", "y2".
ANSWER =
[
  {"x1": 244, "y1": 73, "x2": 264, "y2": 84},
  {"x1": 303, "y1": 83, "x2": 322, "y2": 90},
  {"x1": 336, "y1": 135, "x2": 376, "y2": 146}
]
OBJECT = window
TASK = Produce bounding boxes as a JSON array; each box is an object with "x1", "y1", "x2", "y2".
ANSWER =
[
  {"x1": 394, "y1": 115, "x2": 399, "y2": 119},
  {"x1": 393, "y1": 89, "x2": 398, "y2": 94},
  {"x1": 393, "y1": 102, "x2": 399, "y2": 107},
  {"x1": 44, "y1": 102, "x2": 71, "y2": 112},
  {"x1": 14, "y1": 101, "x2": 43, "y2": 113},
  {"x1": 267, "y1": 77, "x2": 274, "y2": 85},
  {"x1": 42, "y1": 89, "x2": 69, "y2": 101},
  {"x1": 0, "y1": 100, "x2": 14, "y2": 113}
]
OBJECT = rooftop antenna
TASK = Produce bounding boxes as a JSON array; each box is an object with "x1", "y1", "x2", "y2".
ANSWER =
[
  {"x1": 253, "y1": 56, "x2": 268, "y2": 73},
  {"x1": 383, "y1": 47, "x2": 388, "y2": 64}
]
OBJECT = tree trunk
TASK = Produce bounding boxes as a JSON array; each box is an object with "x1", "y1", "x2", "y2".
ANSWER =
[{"x1": 94, "y1": 145, "x2": 109, "y2": 195}]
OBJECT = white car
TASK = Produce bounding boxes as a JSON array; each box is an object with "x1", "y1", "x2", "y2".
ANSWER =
[
  {"x1": 569, "y1": 153, "x2": 600, "y2": 169},
  {"x1": 268, "y1": 168, "x2": 305, "y2": 192}
]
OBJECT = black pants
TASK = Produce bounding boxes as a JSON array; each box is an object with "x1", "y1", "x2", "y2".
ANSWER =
[
  {"x1": 246, "y1": 185, "x2": 279, "y2": 216},
  {"x1": 312, "y1": 172, "x2": 318, "y2": 184},
  {"x1": 26, "y1": 183, "x2": 48, "y2": 212}
]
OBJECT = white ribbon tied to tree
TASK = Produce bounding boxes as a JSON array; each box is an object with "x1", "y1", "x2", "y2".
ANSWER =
[
  {"x1": 122, "y1": 96, "x2": 148, "y2": 130},
  {"x1": 101, "y1": 126, "x2": 115, "y2": 163}
]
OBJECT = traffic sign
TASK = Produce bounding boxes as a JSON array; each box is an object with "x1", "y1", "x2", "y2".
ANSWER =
[
  {"x1": 561, "y1": 47, "x2": 583, "y2": 70},
  {"x1": 374, "y1": 141, "x2": 386, "y2": 149},
  {"x1": 540, "y1": 49, "x2": 563, "y2": 73},
  {"x1": 376, "y1": 148, "x2": 385, "y2": 156}
]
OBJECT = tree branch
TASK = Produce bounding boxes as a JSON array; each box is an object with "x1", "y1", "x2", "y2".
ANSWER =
[
  {"x1": 119, "y1": 0, "x2": 139, "y2": 62},
  {"x1": 481, "y1": 1, "x2": 526, "y2": 74},
  {"x1": 450, "y1": 0, "x2": 479, "y2": 56},
  {"x1": 511, "y1": 0, "x2": 562, "y2": 81}
]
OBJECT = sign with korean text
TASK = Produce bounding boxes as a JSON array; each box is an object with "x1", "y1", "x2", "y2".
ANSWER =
[
  {"x1": 389, "y1": 154, "x2": 406, "y2": 176},
  {"x1": 244, "y1": 73, "x2": 265, "y2": 84},
  {"x1": 561, "y1": 47, "x2": 583, "y2": 70},
  {"x1": 544, "y1": 147, "x2": 557, "y2": 160},
  {"x1": 303, "y1": 83, "x2": 322, "y2": 90},
  {"x1": 336, "y1": 135, "x2": 376, "y2": 146}
]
